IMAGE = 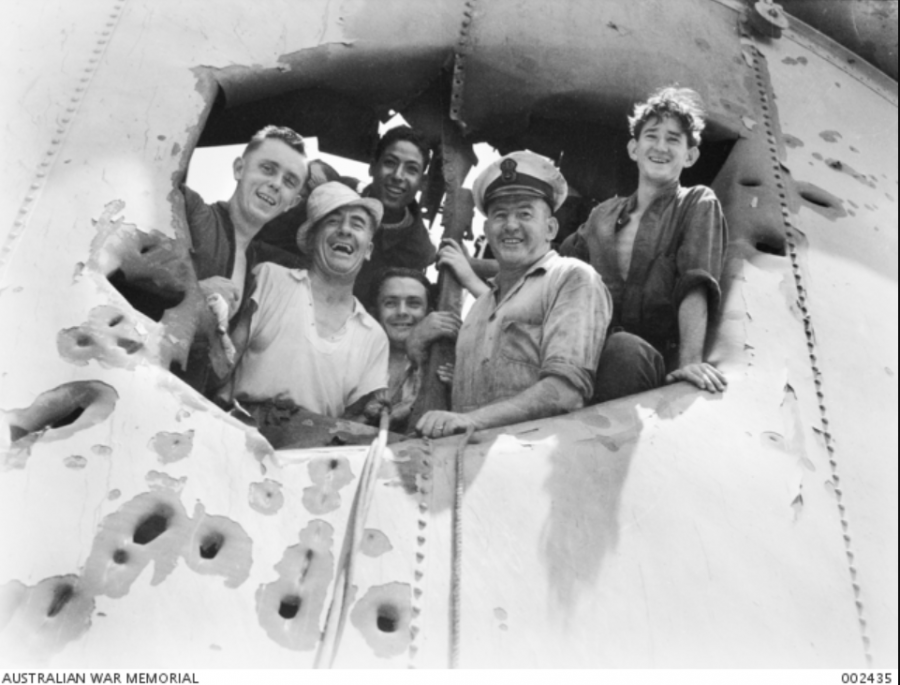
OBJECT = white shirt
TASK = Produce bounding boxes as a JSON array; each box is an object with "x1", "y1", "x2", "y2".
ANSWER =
[{"x1": 229, "y1": 264, "x2": 389, "y2": 417}]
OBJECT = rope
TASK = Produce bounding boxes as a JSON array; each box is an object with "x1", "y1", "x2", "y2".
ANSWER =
[{"x1": 315, "y1": 408, "x2": 391, "y2": 669}]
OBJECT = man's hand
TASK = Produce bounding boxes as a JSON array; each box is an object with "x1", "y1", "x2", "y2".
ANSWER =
[
  {"x1": 666, "y1": 363, "x2": 728, "y2": 393},
  {"x1": 416, "y1": 410, "x2": 476, "y2": 439},
  {"x1": 406, "y1": 312, "x2": 462, "y2": 365},
  {"x1": 199, "y1": 276, "x2": 241, "y2": 319},
  {"x1": 437, "y1": 363, "x2": 455, "y2": 385},
  {"x1": 438, "y1": 239, "x2": 489, "y2": 297}
]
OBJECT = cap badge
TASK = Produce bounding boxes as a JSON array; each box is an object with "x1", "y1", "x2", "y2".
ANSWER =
[{"x1": 500, "y1": 158, "x2": 518, "y2": 183}]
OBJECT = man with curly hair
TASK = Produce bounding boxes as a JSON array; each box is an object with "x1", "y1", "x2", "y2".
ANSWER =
[{"x1": 561, "y1": 86, "x2": 729, "y2": 401}]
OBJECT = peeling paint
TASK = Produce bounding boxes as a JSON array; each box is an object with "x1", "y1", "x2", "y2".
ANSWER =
[
  {"x1": 0, "y1": 576, "x2": 95, "y2": 663},
  {"x1": 184, "y1": 504, "x2": 253, "y2": 588},
  {"x1": 82, "y1": 491, "x2": 192, "y2": 597},
  {"x1": 91, "y1": 444, "x2": 112, "y2": 456},
  {"x1": 360, "y1": 529, "x2": 393, "y2": 558},
  {"x1": 58, "y1": 305, "x2": 146, "y2": 370},
  {"x1": 149, "y1": 430, "x2": 194, "y2": 464},
  {"x1": 824, "y1": 158, "x2": 878, "y2": 189},
  {"x1": 1, "y1": 381, "x2": 118, "y2": 471},
  {"x1": 302, "y1": 457, "x2": 354, "y2": 515},
  {"x1": 248, "y1": 479, "x2": 284, "y2": 515},
  {"x1": 783, "y1": 134, "x2": 805, "y2": 149},
  {"x1": 819, "y1": 130, "x2": 843, "y2": 143},
  {"x1": 64, "y1": 455, "x2": 88, "y2": 469},
  {"x1": 255, "y1": 520, "x2": 335, "y2": 652},
  {"x1": 349, "y1": 582, "x2": 413, "y2": 658},
  {"x1": 145, "y1": 470, "x2": 187, "y2": 493}
]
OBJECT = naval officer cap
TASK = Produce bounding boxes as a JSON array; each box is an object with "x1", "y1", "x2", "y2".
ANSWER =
[{"x1": 473, "y1": 150, "x2": 568, "y2": 215}]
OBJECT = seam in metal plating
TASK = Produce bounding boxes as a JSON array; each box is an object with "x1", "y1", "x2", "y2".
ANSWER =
[
  {"x1": 450, "y1": 0, "x2": 479, "y2": 127},
  {"x1": 0, "y1": 0, "x2": 129, "y2": 281},
  {"x1": 749, "y1": 44, "x2": 874, "y2": 667},
  {"x1": 407, "y1": 442, "x2": 434, "y2": 669}
]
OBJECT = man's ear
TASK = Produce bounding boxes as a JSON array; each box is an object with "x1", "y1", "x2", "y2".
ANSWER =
[
  {"x1": 287, "y1": 192, "x2": 303, "y2": 210},
  {"x1": 547, "y1": 216, "x2": 560, "y2": 242},
  {"x1": 627, "y1": 138, "x2": 638, "y2": 161},
  {"x1": 685, "y1": 146, "x2": 701, "y2": 168},
  {"x1": 232, "y1": 156, "x2": 244, "y2": 182},
  {"x1": 364, "y1": 240, "x2": 375, "y2": 261}
]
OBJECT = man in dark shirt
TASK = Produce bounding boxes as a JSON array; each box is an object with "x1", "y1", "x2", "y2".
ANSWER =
[
  {"x1": 560, "y1": 87, "x2": 728, "y2": 401},
  {"x1": 355, "y1": 126, "x2": 437, "y2": 309},
  {"x1": 180, "y1": 125, "x2": 309, "y2": 389}
]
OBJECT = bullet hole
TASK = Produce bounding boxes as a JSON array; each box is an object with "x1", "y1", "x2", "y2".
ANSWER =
[
  {"x1": 756, "y1": 241, "x2": 787, "y2": 257},
  {"x1": 113, "y1": 549, "x2": 128, "y2": 564},
  {"x1": 739, "y1": 179, "x2": 763, "y2": 188},
  {"x1": 279, "y1": 595, "x2": 302, "y2": 620},
  {"x1": 800, "y1": 190, "x2": 836, "y2": 210},
  {"x1": 199, "y1": 531, "x2": 225, "y2": 560},
  {"x1": 47, "y1": 583, "x2": 75, "y2": 618},
  {"x1": 116, "y1": 338, "x2": 143, "y2": 354},
  {"x1": 76, "y1": 334, "x2": 94, "y2": 347},
  {"x1": 106, "y1": 268, "x2": 185, "y2": 322},
  {"x1": 329, "y1": 459, "x2": 339, "y2": 470},
  {"x1": 108, "y1": 314, "x2": 124, "y2": 327},
  {"x1": 3, "y1": 381, "x2": 117, "y2": 451},
  {"x1": 50, "y1": 406, "x2": 85, "y2": 430},
  {"x1": 376, "y1": 604, "x2": 400, "y2": 633},
  {"x1": 132, "y1": 506, "x2": 173, "y2": 545}
]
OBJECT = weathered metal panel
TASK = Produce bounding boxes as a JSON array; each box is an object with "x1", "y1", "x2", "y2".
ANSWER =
[{"x1": 757, "y1": 27, "x2": 899, "y2": 667}]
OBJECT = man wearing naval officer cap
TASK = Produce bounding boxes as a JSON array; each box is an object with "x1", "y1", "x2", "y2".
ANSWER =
[{"x1": 416, "y1": 151, "x2": 612, "y2": 439}]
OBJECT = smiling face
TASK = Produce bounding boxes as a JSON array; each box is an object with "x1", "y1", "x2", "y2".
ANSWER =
[
  {"x1": 628, "y1": 115, "x2": 699, "y2": 187},
  {"x1": 485, "y1": 195, "x2": 558, "y2": 271},
  {"x1": 369, "y1": 140, "x2": 426, "y2": 218},
  {"x1": 231, "y1": 138, "x2": 308, "y2": 230},
  {"x1": 311, "y1": 205, "x2": 376, "y2": 279},
  {"x1": 377, "y1": 276, "x2": 430, "y2": 349}
]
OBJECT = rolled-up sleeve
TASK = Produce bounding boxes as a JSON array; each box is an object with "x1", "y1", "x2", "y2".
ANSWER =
[
  {"x1": 539, "y1": 262, "x2": 613, "y2": 400},
  {"x1": 673, "y1": 187, "x2": 728, "y2": 316}
]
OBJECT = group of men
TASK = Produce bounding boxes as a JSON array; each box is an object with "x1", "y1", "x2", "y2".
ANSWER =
[{"x1": 180, "y1": 86, "x2": 728, "y2": 443}]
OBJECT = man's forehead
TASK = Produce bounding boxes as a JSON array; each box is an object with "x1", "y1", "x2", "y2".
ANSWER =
[
  {"x1": 246, "y1": 139, "x2": 307, "y2": 167},
  {"x1": 380, "y1": 140, "x2": 425, "y2": 166},
  {"x1": 641, "y1": 115, "x2": 689, "y2": 137},
  {"x1": 488, "y1": 195, "x2": 549, "y2": 213},
  {"x1": 380, "y1": 276, "x2": 428, "y2": 299}
]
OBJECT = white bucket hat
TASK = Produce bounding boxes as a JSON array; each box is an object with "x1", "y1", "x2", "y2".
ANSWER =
[{"x1": 296, "y1": 181, "x2": 384, "y2": 250}]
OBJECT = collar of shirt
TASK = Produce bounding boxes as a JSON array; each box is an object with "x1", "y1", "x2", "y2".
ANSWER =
[
  {"x1": 616, "y1": 181, "x2": 682, "y2": 231},
  {"x1": 487, "y1": 250, "x2": 559, "y2": 310},
  {"x1": 287, "y1": 268, "x2": 375, "y2": 329}
]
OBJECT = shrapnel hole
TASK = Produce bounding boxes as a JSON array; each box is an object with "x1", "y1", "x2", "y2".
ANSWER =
[
  {"x1": 47, "y1": 583, "x2": 75, "y2": 618},
  {"x1": 199, "y1": 531, "x2": 225, "y2": 560},
  {"x1": 376, "y1": 604, "x2": 400, "y2": 633},
  {"x1": 113, "y1": 549, "x2": 129, "y2": 564},
  {"x1": 107, "y1": 269, "x2": 185, "y2": 323},
  {"x1": 49, "y1": 406, "x2": 86, "y2": 430},
  {"x1": 756, "y1": 241, "x2": 787, "y2": 257},
  {"x1": 800, "y1": 190, "x2": 836, "y2": 210},
  {"x1": 278, "y1": 595, "x2": 302, "y2": 619},
  {"x1": 132, "y1": 506, "x2": 173, "y2": 545}
]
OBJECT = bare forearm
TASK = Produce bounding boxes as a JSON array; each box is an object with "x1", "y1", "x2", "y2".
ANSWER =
[
  {"x1": 470, "y1": 257, "x2": 499, "y2": 281},
  {"x1": 465, "y1": 376, "x2": 584, "y2": 431},
  {"x1": 677, "y1": 287, "x2": 709, "y2": 367}
]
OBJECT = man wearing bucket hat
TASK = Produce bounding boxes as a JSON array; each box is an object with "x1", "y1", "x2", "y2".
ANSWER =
[
  {"x1": 416, "y1": 151, "x2": 612, "y2": 439},
  {"x1": 222, "y1": 182, "x2": 390, "y2": 426}
]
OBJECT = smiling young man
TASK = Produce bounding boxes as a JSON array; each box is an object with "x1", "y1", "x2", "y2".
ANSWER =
[
  {"x1": 374, "y1": 268, "x2": 460, "y2": 433},
  {"x1": 180, "y1": 125, "x2": 309, "y2": 390},
  {"x1": 222, "y1": 182, "x2": 389, "y2": 425},
  {"x1": 353, "y1": 126, "x2": 437, "y2": 309},
  {"x1": 416, "y1": 151, "x2": 612, "y2": 439},
  {"x1": 560, "y1": 87, "x2": 729, "y2": 401}
]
